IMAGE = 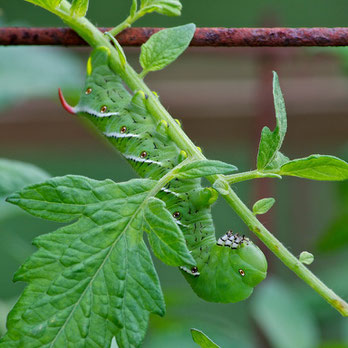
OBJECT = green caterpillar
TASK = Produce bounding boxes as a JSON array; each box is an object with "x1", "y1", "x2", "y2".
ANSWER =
[{"x1": 59, "y1": 47, "x2": 267, "y2": 303}]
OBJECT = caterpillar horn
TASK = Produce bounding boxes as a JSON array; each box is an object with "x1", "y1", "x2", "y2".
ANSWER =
[{"x1": 58, "y1": 88, "x2": 76, "y2": 115}]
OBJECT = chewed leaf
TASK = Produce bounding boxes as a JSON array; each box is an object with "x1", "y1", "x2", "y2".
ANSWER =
[
  {"x1": 175, "y1": 160, "x2": 237, "y2": 179},
  {"x1": 191, "y1": 328, "x2": 220, "y2": 348},
  {"x1": 278, "y1": 155, "x2": 348, "y2": 181},
  {"x1": 257, "y1": 72, "x2": 287, "y2": 170},
  {"x1": 140, "y1": 24, "x2": 195, "y2": 75},
  {"x1": 70, "y1": 0, "x2": 89, "y2": 17},
  {"x1": 140, "y1": 0, "x2": 182, "y2": 16},
  {"x1": 253, "y1": 198, "x2": 275, "y2": 215},
  {"x1": 143, "y1": 197, "x2": 196, "y2": 267},
  {"x1": 2, "y1": 175, "x2": 165, "y2": 348}
]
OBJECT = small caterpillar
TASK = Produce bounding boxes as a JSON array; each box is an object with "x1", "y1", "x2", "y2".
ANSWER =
[{"x1": 59, "y1": 47, "x2": 267, "y2": 303}]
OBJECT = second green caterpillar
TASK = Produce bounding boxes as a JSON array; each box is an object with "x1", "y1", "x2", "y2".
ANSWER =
[{"x1": 59, "y1": 47, "x2": 267, "y2": 303}]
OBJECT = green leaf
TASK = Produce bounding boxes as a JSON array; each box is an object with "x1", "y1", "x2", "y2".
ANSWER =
[
  {"x1": 24, "y1": 0, "x2": 62, "y2": 11},
  {"x1": 299, "y1": 251, "x2": 314, "y2": 265},
  {"x1": 140, "y1": 0, "x2": 182, "y2": 16},
  {"x1": 250, "y1": 279, "x2": 319, "y2": 348},
  {"x1": 2, "y1": 175, "x2": 165, "y2": 348},
  {"x1": 51, "y1": 0, "x2": 62, "y2": 7},
  {"x1": 257, "y1": 72, "x2": 287, "y2": 170},
  {"x1": 0, "y1": 159, "x2": 49, "y2": 198},
  {"x1": 70, "y1": 0, "x2": 89, "y2": 17},
  {"x1": 130, "y1": 0, "x2": 138, "y2": 17},
  {"x1": 175, "y1": 160, "x2": 237, "y2": 179},
  {"x1": 140, "y1": 24, "x2": 195, "y2": 75},
  {"x1": 143, "y1": 197, "x2": 196, "y2": 267},
  {"x1": 252, "y1": 197, "x2": 275, "y2": 215},
  {"x1": 105, "y1": 32, "x2": 127, "y2": 69},
  {"x1": 265, "y1": 151, "x2": 290, "y2": 170},
  {"x1": 212, "y1": 179, "x2": 230, "y2": 196},
  {"x1": 278, "y1": 155, "x2": 348, "y2": 181},
  {"x1": 0, "y1": 159, "x2": 50, "y2": 220},
  {"x1": 191, "y1": 328, "x2": 220, "y2": 348}
]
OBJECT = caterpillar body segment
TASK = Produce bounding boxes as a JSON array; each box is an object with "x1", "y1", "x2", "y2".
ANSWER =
[{"x1": 59, "y1": 47, "x2": 267, "y2": 303}]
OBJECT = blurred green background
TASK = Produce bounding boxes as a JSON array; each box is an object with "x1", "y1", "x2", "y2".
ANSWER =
[{"x1": 1, "y1": 1, "x2": 348, "y2": 347}]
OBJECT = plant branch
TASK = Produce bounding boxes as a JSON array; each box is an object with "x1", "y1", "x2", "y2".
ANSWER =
[
  {"x1": 109, "y1": 11, "x2": 144, "y2": 37},
  {"x1": 109, "y1": 5, "x2": 155, "y2": 37},
  {"x1": 224, "y1": 169, "x2": 282, "y2": 184},
  {"x1": 51, "y1": 1, "x2": 348, "y2": 316}
]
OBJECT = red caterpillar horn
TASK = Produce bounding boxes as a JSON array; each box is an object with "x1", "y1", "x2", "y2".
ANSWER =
[{"x1": 58, "y1": 88, "x2": 76, "y2": 115}]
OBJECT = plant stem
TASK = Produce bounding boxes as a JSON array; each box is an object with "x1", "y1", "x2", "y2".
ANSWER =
[
  {"x1": 224, "y1": 169, "x2": 281, "y2": 184},
  {"x1": 109, "y1": 17, "x2": 132, "y2": 37},
  {"x1": 220, "y1": 184, "x2": 348, "y2": 316},
  {"x1": 53, "y1": 1, "x2": 348, "y2": 316},
  {"x1": 109, "y1": 8, "x2": 150, "y2": 37}
]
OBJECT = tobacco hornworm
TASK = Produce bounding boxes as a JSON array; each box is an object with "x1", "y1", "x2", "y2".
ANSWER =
[{"x1": 59, "y1": 47, "x2": 267, "y2": 303}]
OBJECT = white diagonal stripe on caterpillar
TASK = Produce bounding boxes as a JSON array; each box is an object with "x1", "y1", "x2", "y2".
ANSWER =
[
  {"x1": 104, "y1": 131, "x2": 140, "y2": 138},
  {"x1": 75, "y1": 106, "x2": 120, "y2": 118},
  {"x1": 179, "y1": 266, "x2": 200, "y2": 277},
  {"x1": 160, "y1": 188, "x2": 181, "y2": 197},
  {"x1": 123, "y1": 154, "x2": 163, "y2": 166},
  {"x1": 175, "y1": 220, "x2": 189, "y2": 228}
]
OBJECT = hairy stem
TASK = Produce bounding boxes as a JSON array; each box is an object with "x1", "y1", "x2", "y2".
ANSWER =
[{"x1": 53, "y1": 1, "x2": 348, "y2": 316}]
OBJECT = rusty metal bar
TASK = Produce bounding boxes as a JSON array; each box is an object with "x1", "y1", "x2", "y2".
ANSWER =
[{"x1": 2, "y1": 27, "x2": 348, "y2": 46}]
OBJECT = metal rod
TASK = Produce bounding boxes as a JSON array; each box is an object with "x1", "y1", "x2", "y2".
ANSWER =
[{"x1": 2, "y1": 27, "x2": 348, "y2": 47}]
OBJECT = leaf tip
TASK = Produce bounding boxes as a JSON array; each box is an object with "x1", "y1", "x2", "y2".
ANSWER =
[{"x1": 6, "y1": 194, "x2": 20, "y2": 205}]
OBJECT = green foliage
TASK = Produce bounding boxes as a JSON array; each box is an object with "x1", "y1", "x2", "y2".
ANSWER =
[
  {"x1": 140, "y1": 0, "x2": 182, "y2": 16},
  {"x1": 212, "y1": 179, "x2": 230, "y2": 196},
  {"x1": 140, "y1": 24, "x2": 195, "y2": 75},
  {"x1": 0, "y1": 159, "x2": 50, "y2": 220},
  {"x1": 105, "y1": 32, "x2": 127, "y2": 68},
  {"x1": 0, "y1": 46, "x2": 83, "y2": 111},
  {"x1": 257, "y1": 71, "x2": 287, "y2": 170},
  {"x1": 253, "y1": 72, "x2": 348, "y2": 183},
  {"x1": 191, "y1": 328, "x2": 220, "y2": 348},
  {"x1": 0, "y1": 175, "x2": 202, "y2": 347},
  {"x1": 130, "y1": 0, "x2": 138, "y2": 17},
  {"x1": 143, "y1": 197, "x2": 195, "y2": 267},
  {"x1": 278, "y1": 155, "x2": 348, "y2": 181},
  {"x1": 251, "y1": 279, "x2": 319, "y2": 348},
  {"x1": 175, "y1": 160, "x2": 237, "y2": 179},
  {"x1": 265, "y1": 151, "x2": 289, "y2": 170},
  {"x1": 24, "y1": 0, "x2": 62, "y2": 11},
  {"x1": 70, "y1": 0, "x2": 89, "y2": 17},
  {"x1": 0, "y1": 159, "x2": 49, "y2": 198},
  {"x1": 299, "y1": 251, "x2": 314, "y2": 265},
  {"x1": 252, "y1": 198, "x2": 275, "y2": 216}
]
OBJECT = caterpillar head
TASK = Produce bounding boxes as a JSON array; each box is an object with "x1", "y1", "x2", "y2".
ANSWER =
[
  {"x1": 58, "y1": 47, "x2": 130, "y2": 119},
  {"x1": 182, "y1": 233, "x2": 267, "y2": 303}
]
